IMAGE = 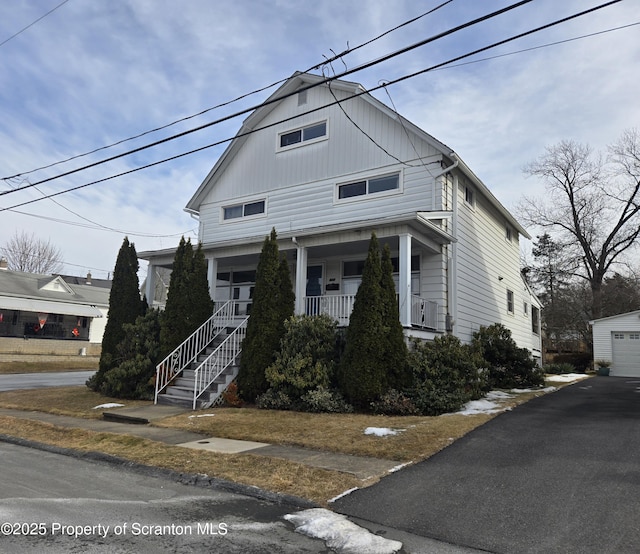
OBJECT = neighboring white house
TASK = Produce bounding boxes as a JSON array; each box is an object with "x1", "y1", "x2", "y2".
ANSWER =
[
  {"x1": 140, "y1": 72, "x2": 542, "y2": 360},
  {"x1": 0, "y1": 264, "x2": 110, "y2": 356},
  {"x1": 590, "y1": 311, "x2": 640, "y2": 377}
]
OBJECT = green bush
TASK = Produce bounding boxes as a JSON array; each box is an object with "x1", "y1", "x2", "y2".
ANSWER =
[
  {"x1": 300, "y1": 386, "x2": 353, "y2": 413},
  {"x1": 472, "y1": 324, "x2": 544, "y2": 389},
  {"x1": 551, "y1": 353, "x2": 591, "y2": 373},
  {"x1": 255, "y1": 388, "x2": 294, "y2": 411},
  {"x1": 370, "y1": 389, "x2": 418, "y2": 416},
  {"x1": 406, "y1": 335, "x2": 484, "y2": 415},
  {"x1": 98, "y1": 309, "x2": 162, "y2": 399},
  {"x1": 543, "y1": 362, "x2": 576, "y2": 374},
  {"x1": 265, "y1": 315, "x2": 338, "y2": 397}
]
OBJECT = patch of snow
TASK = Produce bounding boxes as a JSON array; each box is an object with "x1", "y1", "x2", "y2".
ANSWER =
[
  {"x1": 329, "y1": 488, "x2": 359, "y2": 503},
  {"x1": 457, "y1": 399, "x2": 504, "y2": 415},
  {"x1": 363, "y1": 427, "x2": 404, "y2": 437},
  {"x1": 188, "y1": 413, "x2": 216, "y2": 419},
  {"x1": 546, "y1": 373, "x2": 590, "y2": 383},
  {"x1": 512, "y1": 386, "x2": 557, "y2": 394},
  {"x1": 284, "y1": 508, "x2": 402, "y2": 554},
  {"x1": 92, "y1": 403, "x2": 124, "y2": 409},
  {"x1": 486, "y1": 390, "x2": 513, "y2": 400}
]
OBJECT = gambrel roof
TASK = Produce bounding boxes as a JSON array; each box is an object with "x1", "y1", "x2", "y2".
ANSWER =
[{"x1": 185, "y1": 71, "x2": 530, "y2": 239}]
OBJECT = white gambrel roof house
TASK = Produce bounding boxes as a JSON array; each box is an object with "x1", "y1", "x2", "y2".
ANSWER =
[{"x1": 141, "y1": 72, "x2": 541, "y2": 362}]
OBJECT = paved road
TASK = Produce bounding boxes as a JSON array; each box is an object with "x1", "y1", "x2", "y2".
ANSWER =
[
  {"x1": 0, "y1": 370, "x2": 95, "y2": 391},
  {"x1": 333, "y1": 377, "x2": 640, "y2": 554},
  {"x1": 0, "y1": 441, "x2": 327, "y2": 553}
]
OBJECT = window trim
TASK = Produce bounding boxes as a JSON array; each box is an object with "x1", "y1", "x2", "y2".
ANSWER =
[
  {"x1": 221, "y1": 198, "x2": 267, "y2": 223},
  {"x1": 277, "y1": 120, "x2": 328, "y2": 151},
  {"x1": 335, "y1": 171, "x2": 402, "y2": 204},
  {"x1": 507, "y1": 289, "x2": 515, "y2": 314}
]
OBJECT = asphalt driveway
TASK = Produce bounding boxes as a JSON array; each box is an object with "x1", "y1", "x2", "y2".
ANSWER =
[{"x1": 333, "y1": 377, "x2": 640, "y2": 553}]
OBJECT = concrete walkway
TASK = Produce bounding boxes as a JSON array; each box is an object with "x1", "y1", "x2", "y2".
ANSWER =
[{"x1": 0, "y1": 404, "x2": 399, "y2": 480}]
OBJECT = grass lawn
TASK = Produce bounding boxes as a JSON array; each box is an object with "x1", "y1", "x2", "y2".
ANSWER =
[
  {"x1": 0, "y1": 359, "x2": 99, "y2": 374},
  {"x1": 0, "y1": 384, "x2": 551, "y2": 503}
]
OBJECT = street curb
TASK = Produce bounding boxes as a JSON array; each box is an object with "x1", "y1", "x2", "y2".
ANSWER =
[{"x1": 0, "y1": 433, "x2": 319, "y2": 510}]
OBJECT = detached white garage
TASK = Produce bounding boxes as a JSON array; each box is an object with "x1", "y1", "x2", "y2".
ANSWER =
[{"x1": 590, "y1": 310, "x2": 640, "y2": 377}]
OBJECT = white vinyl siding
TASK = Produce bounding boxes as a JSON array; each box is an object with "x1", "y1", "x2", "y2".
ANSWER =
[{"x1": 592, "y1": 311, "x2": 640, "y2": 377}]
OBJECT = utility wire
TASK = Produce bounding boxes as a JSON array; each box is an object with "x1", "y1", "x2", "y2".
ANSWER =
[
  {"x1": 0, "y1": 0, "x2": 70, "y2": 48},
  {"x1": 0, "y1": 0, "x2": 625, "y2": 213},
  {"x1": 1, "y1": 0, "x2": 535, "y2": 195},
  {"x1": 6, "y1": 1, "x2": 454, "y2": 179}
]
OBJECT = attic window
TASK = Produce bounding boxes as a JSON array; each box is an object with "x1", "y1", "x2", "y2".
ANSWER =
[
  {"x1": 223, "y1": 200, "x2": 265, "y2": 221},
  {"x1": 279, "y1": 121, "x2": 327, "y2": 149}
]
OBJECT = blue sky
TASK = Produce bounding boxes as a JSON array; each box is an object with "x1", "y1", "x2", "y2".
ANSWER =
[{"x1": 1, "y1": 0, "x2": 638, "y2": 279}]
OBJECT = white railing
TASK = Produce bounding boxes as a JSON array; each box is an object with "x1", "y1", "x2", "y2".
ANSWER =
[
  {"x1": 411, "y1": 295, "x2": 438, "y2": 330},
  {"x1": 154, "y1": 300, "x2": 237, "y2": 403},
  {"x1": 303, "y1": 294, "x2": 439, "y2": 330},
  {"x1": 192, "y1": 317, "x2": 248, "y2": 409}
]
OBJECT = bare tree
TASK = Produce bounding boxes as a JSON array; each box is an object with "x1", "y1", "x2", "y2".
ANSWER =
[
  {"x1": 519, "y1": 129, "x2": 640, "y2": 319},
  {"x1": 3, "y1": 230, "x2": 64, "y2": 274}
]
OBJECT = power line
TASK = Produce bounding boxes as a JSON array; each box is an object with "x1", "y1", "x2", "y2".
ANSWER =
[
  {"x1": 0, "y1": 0, "x2": 626, "y2": 212},
  {"x1": 0, "y1": 0, "x2": 71, "y2": 48},
  {"x1": 6, "y1": 1, "x2": 454, "y2": 179},
  {"x1": 1, "y1": 0, "x2": 535, "y2": 196}
]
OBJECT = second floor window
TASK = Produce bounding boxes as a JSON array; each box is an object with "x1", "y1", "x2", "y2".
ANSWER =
[
  {"x1": 338, "y1": 174, "x2": 399, "y2": 200},
  {"x1": 223, "y1": 200, "x2": 265, "y2": 220}
]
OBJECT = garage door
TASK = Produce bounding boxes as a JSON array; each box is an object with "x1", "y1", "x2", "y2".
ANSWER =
[{"x1": 612, "y1": 332, "x2": 640, "y2": 377}]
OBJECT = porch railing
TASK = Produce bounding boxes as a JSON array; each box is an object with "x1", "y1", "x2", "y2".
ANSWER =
[
  {"x1": 154, "y1": 300, "x2": 237, "y2": 403},
  {"x1": 303, "y1": 294, "x2": 439, "y2": 330},
  {"x1": 192, "y1": 317, "x2": 248, "y2": 409}
]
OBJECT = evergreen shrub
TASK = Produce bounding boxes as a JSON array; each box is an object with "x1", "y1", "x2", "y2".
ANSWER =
[
  {"x1": 370, "y1": 389, "x2": 418, "y2": 416},
  {"x1": 472, "y1": 324, "x2": 545, "y2": 388},
  {"x1": 543, "y1": 362, "x2": 575, "y2": 374},
  {"x1": 300, "y1": 386, "x2": 353, "y2": 413}
]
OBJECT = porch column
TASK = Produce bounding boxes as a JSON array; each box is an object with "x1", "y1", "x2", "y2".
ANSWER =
[
  {"x1": 144, "y1": 262, "x2": 157, "y2": 307},
  {"x1": 399, "y1": 234, "x2": 412, "y2": 327},
  {"x1": 206, "y1": 255, "x2": 217, "y2": 302},
  {"x1": 294, "y1": 243, "x2": 307, "y2": 315}
]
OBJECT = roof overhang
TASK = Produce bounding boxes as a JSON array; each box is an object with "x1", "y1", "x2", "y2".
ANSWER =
[{"x1": 0, "y1": 297, "x2": 104, "y2": 317}]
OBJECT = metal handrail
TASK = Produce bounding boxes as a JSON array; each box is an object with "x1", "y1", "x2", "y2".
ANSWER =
[
  {"x1": 154, "y1": 300, "x2": 236, "y2": 403},
  {"x1": 192, "y1": 317, "x2": 248, "y2": 409}
]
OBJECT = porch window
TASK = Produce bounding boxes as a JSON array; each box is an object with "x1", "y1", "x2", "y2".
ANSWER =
[
  {"x1": 338, "y1": 173, "x2": 399, "y2": 200},
  {"x1": 342, "y1": 255, "x2": 420, "y2": 294},
  {"x1": 223, "y1": 200, "x2": 265, "y2": 220}
]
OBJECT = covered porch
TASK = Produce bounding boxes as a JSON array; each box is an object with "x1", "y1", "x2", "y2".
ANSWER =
[{"x1": 142, "y1": 214, "x2": 454, "y2": 333}]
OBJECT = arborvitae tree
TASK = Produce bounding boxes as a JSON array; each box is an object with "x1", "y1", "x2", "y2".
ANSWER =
[
  {"x1": 339, "y1": 233, "x2": 387, "y2": 408},
  {"x1": 238, "y1": 228, "x2": 292, "y2": 402},
  {"x1": 99, "y1": 309, "x2": 162, "y2": 400},
  {"x1": 380, "y1": 243, "x2": 410, "y2": 389},
  {"x1": 278, "y1": 255, "x2": 295, "y2": 327},
  {"x1": 159, "y1": 238, "x2": 214, "y2": 358},
  {"x1": 88, "y1": 237, "x2": 144, "y2": 391}
]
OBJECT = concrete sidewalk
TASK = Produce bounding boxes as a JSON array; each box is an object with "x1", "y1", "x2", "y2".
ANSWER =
[{"x1": 0, "y1": 405, "x2": 399, "y2": 480}]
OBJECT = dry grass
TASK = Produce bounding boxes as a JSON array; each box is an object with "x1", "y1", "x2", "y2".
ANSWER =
[
  {"x1": 0, "y1": 386, "x2": 151, "y2": 419},
  {"x1": 0, "y1": 359, "x2": 99, "y2": 374},
  {"x1": 0, "y1": 383, "x2": 557, "y2": 503},
  {"x1": 0, "y1": 416, "x2": 360, "y2": 505}
]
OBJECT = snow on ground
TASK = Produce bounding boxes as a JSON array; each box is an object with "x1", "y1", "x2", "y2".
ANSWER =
[
  {"x1": 92, "y1": 403, "x2": 124, "y2": 409},
  {"x1": 364, "y1": 427, "x2": 405, "y2": 437},
  {"x1": 188, "y1": 413, "x2": 216, "y2": 419},
  {"x1": 284, "y1": 508, "x2": 402, "y2": 554},
  {"x1": 546, "y1": 373, "x2": 591, "y2": 383}
]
